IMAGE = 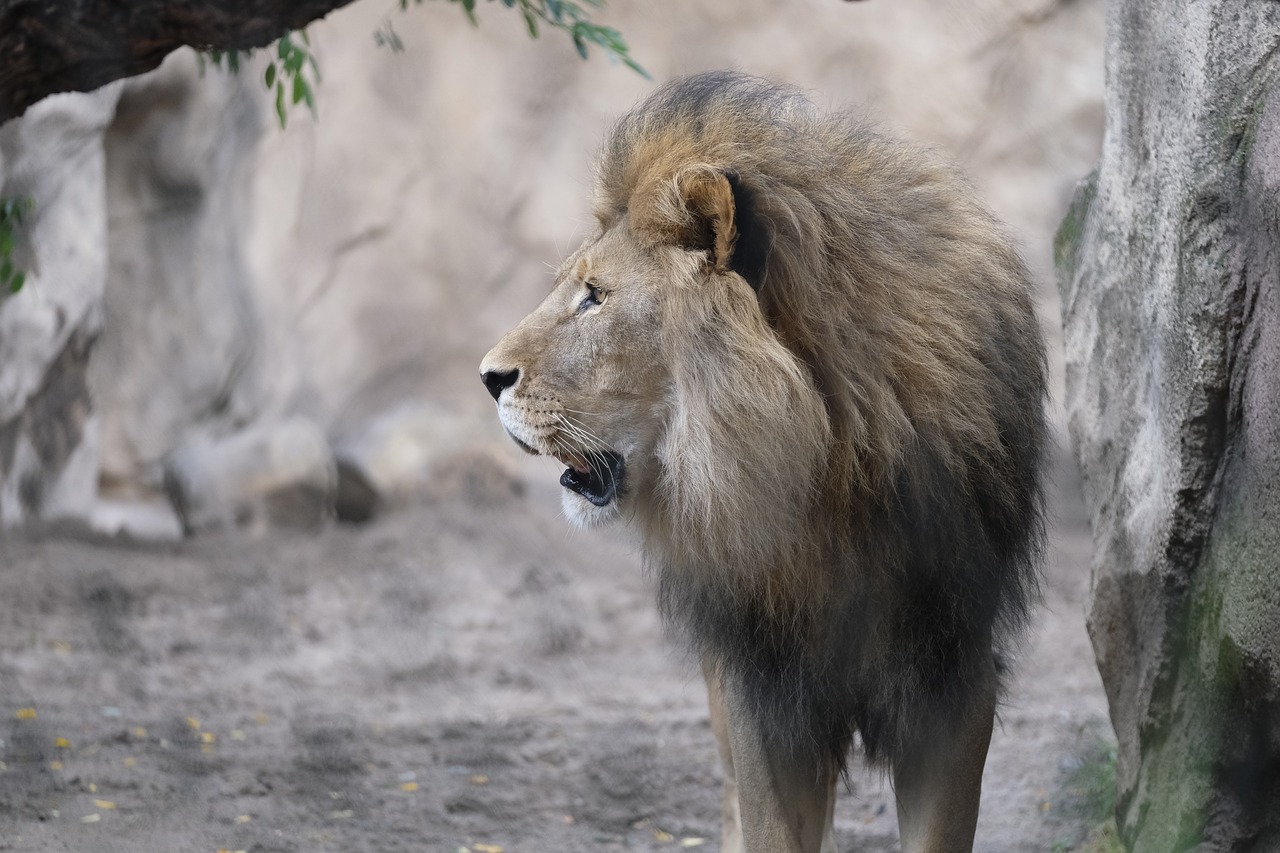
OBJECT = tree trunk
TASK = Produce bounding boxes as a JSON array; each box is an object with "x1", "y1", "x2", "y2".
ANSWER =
[
  {"x1": 0, "y1": 0, "x2": 358, "y2": 124},
  {"x1": 1057, "y1": 1, "x2": 1280, "y2": 849}
]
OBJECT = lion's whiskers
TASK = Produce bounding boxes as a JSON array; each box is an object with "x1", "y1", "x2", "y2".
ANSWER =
[{"x1": 553, "y1": 415, "x2": 618, "y2": 488}]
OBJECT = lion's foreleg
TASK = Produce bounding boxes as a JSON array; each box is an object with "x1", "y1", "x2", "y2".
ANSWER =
[
  {"x1": 705, "y1": 662, "x2": 745, "y2": 853},
  {"x1": 891, "y1": 657, "x2": 997, "y2": 853},
  {"x1": 704, "y1": 662, "x2": 836, "y2": 853},
  {"x1": 820, "y1": 774, "x2": 837, "y2": 853}
]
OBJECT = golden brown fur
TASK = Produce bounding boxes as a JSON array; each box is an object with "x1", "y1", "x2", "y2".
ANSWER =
[{"x1": 481, "y1": 72, "x2": 1047, "y2": 853}]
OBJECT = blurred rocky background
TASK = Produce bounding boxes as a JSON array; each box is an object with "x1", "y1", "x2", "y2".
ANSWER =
[{"x1": 0, "y1": 0, "x2": 1105, "y2": 539}]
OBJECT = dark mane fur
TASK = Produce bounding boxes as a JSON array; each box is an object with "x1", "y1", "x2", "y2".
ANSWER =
[{"x1": 597, "y1": 72, "x2": 1048, "y2": 771}]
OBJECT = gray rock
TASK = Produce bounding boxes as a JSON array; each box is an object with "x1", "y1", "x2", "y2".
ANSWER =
[
  {"x1": 333, "y1": 403, "x2": 524, "y2": 521},
  {"x1": 90, "y1": 50, "x2": 265, "y2": 494},
  {"x1": 163, "y1": 416, "x2": 336, "y2": 534},
  {"x1": 1057, "y1": 1, "x2": 1280, "y2": 848},
  {"x1": 0, "y1": 84, "x2": 122, "y2": 525},
  {"x1": 88, "y1": 498, "x2": 184, "y2": 541}
]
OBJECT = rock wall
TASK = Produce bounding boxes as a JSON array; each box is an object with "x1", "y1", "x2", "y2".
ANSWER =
[{"x1": 1057, "y1": 1, "x2": 1280, "y2": 848}]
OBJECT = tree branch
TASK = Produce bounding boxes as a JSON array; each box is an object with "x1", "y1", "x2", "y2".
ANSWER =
[{"x1": 0, "y1": 0, "x2": 359, "y2": 124}]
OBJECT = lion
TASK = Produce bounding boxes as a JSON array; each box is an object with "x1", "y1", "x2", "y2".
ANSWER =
[{"x1": 480, "y1": 72, "x2": 1046, "y2": 853}]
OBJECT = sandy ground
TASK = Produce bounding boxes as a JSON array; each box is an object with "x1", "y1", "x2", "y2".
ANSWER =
[{"x1": 0, "y1": 431, "x2": 1108, "y2": 852}]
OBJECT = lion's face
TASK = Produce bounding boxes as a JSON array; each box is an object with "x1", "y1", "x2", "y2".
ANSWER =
[
  {"x1": 481, "y1": 165, "x2": 831, "y2": 556},
  {"x1": 480, "y1": 223, "x2": 679, "y2": 527}
]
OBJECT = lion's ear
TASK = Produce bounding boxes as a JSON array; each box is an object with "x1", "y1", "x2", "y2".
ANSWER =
[
  {"x1": 669, "y1": 167, "x2": 772, "y2": 292},
  {"x1": 720, "y1": 170, "x2": 772, "y2": 293}
]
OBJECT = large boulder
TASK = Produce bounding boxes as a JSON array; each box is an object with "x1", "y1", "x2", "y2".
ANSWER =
[
  {"x1": 0, "y1": 50, "x2": 275, "y2": 535},
  {"x1": 0, "y1": 85, "x2": 121, "y2": 525},
  {"x1": 1058, "y1": 1, "x2": 1280, "y2": 849},
  {"x1": 163, "y1": 415, "x2": 335, "y2": 533}
]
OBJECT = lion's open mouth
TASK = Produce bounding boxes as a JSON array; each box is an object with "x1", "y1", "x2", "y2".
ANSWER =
[{"x1": 555, "y1": 450, "x2": 625, "y2": 507}]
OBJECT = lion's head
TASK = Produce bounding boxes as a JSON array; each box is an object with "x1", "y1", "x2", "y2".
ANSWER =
[{"x1": 480, "y1": 163, "x2": 830, "y2": 561}]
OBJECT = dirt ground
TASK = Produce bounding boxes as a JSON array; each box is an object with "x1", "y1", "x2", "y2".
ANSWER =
[{"x1": 0, "y1": 429, "x2": 1109, "y2": 853}]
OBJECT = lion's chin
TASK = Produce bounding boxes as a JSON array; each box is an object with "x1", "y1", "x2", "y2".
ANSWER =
[{"x1": 561, "y1": 490, "x2": 623, "y2": 528}]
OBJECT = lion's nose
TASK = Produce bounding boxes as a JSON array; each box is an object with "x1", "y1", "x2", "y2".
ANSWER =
[{"x1": 481, "y1": 368, "x2": 520, "y2": 401}]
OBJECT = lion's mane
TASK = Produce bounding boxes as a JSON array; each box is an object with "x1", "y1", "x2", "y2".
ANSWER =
[{"x1": 594, "y1": 73, "x2": 1047, "y2": 768}]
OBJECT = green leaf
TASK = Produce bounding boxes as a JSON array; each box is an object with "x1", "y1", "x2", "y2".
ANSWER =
[
  {"x1": 624, "y1": 55, "x2": 651, "y2": 80},
  {"x1": 0, "y1": 195, "x2": 32, "y2": 295},
  {"x1": 595, "y1": 24, "x2": 624, "y2": 49},
  {"x1": 265, "y1": 63, "x2": 277, "y2": 89},
  {"x1": 292, "y1": 75, "x2": 306, "y2": 106},
  {"x1": 411, "y1": 0, "x2": 646, "y2": 79},
  {"x1": 1, "y1": 198, "x2": 30, "y2": 222},
  {"x1": 278, "y1": 35, "x2": 291, "y2": 60},
  {"x1": 275, "y1": 83, "x2": 287, "y2": 129}
]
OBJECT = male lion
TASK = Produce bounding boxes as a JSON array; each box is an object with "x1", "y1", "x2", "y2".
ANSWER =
[{"x1": 480, "y1": 72, "x2": 1046, "y2": 853}]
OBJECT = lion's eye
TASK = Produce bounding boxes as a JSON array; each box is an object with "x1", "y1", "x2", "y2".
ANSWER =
[{"x1": 578, "y1": 281, "x2": 604, "y2": 312}]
